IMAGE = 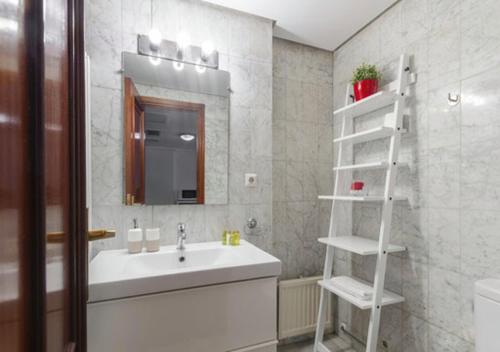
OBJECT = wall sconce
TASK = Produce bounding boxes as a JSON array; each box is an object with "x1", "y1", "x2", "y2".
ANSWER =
[{"x1": 137, "y1": 34, "x2": 219, "y2": 70}]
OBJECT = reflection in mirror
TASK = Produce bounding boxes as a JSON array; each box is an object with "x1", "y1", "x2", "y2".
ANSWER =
[
  {"x1": 123, "y1": 53, "x2": 230, "y2": 206},
  {"x1": 143, "y1": 99, "x2": 204, "y2": 205}
]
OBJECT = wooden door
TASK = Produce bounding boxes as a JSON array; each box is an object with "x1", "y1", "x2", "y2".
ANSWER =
[
  {"x1": 0, "y1": 0, "x2": 87, "y2": 351},
  {"x1": 124, "y1": 77, "x2": 145, "y2": 205}
]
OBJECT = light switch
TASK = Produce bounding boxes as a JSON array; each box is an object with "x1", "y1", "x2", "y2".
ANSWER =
[{"x1": 245, "y1": 173, "x2": 257, "y2": 187}]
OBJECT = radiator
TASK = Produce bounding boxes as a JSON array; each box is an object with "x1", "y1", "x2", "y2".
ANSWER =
[{"x1": 278, "y1": 276, "x2": 333, "y2": 340}]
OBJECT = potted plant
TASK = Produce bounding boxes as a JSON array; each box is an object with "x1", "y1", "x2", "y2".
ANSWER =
[{"x1": 351, "y1": 63, "x2": 382, "y2": 101}]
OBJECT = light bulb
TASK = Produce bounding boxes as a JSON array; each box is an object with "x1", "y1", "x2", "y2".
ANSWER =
[
  {"x1": 176, "y1": 32, "x2": 190, "y2": 50},
  {"x1": 201, "y1": 40, "x2": 215, "y2": 58},
  {"x1": 180, "y1": 134, "x2": 195, "y2": 141},
  {"x1": 172, "y1": 61, "x2": 184, "y2": 71},
  {"x1": 149, "y1": 56, "x2": 161, "y2": 66},
  {"x1": 195, "y1": 59, "x2": 206, "y2": 74},
  {"x1": 148, "y1": 28, "x2": 162, "y2": 46}
]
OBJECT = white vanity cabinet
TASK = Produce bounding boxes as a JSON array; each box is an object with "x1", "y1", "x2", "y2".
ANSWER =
[{"x1": 87, "y1": 241, "x2": 281, "y2": 352}]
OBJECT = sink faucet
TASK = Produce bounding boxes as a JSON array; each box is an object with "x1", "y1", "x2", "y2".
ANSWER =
[{"x1": 176, "y1": 223, "x2": 187, "y2": 250}]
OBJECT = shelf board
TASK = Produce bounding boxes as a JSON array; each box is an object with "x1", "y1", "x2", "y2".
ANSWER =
[
  {"x1": 318, "y1": 195, "x2": 407, "y2": 202},
  {"x1": 318, "y1": 276, "x2": 404, "y2": 310},
  {"x1": 318, "y1": 236, "x2": 406, "y2": 255},
  {"x1": 333, "y1": 126, "x2": 398, "y2": 145},
  {"x1": 333, "y1": 91, "x2": 399, "y2": 117},
  {"x1": 334, "y1": 161, "x2": 388, "y2": 171},
  {"x1": 333, "y1": 161, "x2": 408, "y2": 172}
]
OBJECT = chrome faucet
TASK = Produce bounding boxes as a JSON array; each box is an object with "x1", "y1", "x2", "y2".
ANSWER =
[{"x1": 176, "y1": 223, "x2": 187, "y2": 250}]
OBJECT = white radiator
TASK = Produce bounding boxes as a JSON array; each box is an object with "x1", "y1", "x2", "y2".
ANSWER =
[{"x1": 278, "y1": 276, "x2": 333, "y2": 339}]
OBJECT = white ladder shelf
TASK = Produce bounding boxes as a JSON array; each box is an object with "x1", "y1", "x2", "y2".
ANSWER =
[{"x1": 313, "y1": 54, "x2": 414, "y2": 352}]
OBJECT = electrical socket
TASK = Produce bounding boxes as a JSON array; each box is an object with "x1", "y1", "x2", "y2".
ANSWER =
[{"x1": 245, "y1": 173, "x2": 257, "y2": 187}]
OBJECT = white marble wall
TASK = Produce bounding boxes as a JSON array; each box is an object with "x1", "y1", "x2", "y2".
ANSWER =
[
  {"x1": 272, "y1": 38, "x2": 334, "y2": 279},
  {"x1": 86, "y1": 0, "x2": 274, "y2": 255},
  {"x1": 332, "y1": 0, "x2": 500, "y2": 350}
]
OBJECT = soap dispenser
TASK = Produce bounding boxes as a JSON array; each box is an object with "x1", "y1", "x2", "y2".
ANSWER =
[{"x1": 128, "y1": 218, "x2": 143, "y2": 254}]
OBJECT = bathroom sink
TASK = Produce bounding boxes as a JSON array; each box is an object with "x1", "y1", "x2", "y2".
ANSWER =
[{"x1": 88, "y1": 240, "x2": 281, "y2": 302}]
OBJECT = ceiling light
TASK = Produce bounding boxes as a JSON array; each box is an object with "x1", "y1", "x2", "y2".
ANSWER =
[
  {"x1": 148, "y1": 28, "x2": 162, "y2": 47},
  {"x1": 176, "y1": 32, "x2": 191, "y2": 51},
  {"x1": 172, "y1": 61, "x2": 184, "y2": 71},
  {"x1": 180, "y1": 134, "x2": 195, "y2": 141},
  {"x1": 201, "y1": 40, "x2": 215, "y2": 58}
]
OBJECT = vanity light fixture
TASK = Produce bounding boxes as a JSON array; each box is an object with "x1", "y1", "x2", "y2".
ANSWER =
[
  {"x1": 180, "y1": 134, "x2": 195, "y2": 141},
  {"x1": 138, "y1": 34, "x2": 219, "y2": 69}
]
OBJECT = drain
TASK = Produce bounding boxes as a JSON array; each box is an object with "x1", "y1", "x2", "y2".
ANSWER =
[{"x1": 179, "y1": 256, "x2": 185, "y2": 262}]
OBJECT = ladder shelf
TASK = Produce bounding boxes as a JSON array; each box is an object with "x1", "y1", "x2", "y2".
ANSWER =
[
  {"x1": 318, "y1": 276, "x2": 404, "y2": 310},
  {"x1": 314, "y1": 54, "x2": 414, "y2": 352},
  {"x1": 333, "y1": 126, "x2": 404, "y2": 145},
  {"x1": 318, "y1": 195, "x2": 407, "y2": 202},
  {"x1": 318, "y1": 236, "x2": 405, "y2": 256},
  {"x1": 333, "y1": 161, "x2": 408, "y2": 172},
  {"x1": 333, "y1": 91, "x2": 400, "y2": 117}
]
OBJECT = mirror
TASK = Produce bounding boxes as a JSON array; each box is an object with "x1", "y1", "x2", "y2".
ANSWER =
[{"x1": 123, "y1": 53, "x2": 230, "y2": 206}]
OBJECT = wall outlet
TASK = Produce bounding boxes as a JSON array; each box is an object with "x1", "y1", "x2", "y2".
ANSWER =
[{"x1": 245, "y1": 173, "x2": 257, "y2": 187}]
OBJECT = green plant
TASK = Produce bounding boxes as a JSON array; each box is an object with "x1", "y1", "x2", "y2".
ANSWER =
[{"x1": 351, "y1": 63, "x2": 381, "y2": 84}]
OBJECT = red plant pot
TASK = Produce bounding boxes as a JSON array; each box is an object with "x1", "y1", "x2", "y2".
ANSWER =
[{"x1": 353, "y1": 79, "x2": 379, "y2": 101}]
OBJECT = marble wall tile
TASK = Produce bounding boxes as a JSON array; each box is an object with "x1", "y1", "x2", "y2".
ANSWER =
[
  {"x1": 460, "y1": 209, "x2": 500, "y2": 278},
  {"x1": 427, "y1": 83, "x2": 461, "y2": 150},
  {"x1": 427, "y1": 146, "x2": 460, "y2": 209},
  {"x1": 461, "y1": 139, "x2": 500, "y2": 210},
  {"x1": 285, "y1": 161, "x2": 304, "y2": 202},
  {"x1": 401, "y1": 0, "x2": 429, "y2": 44},
  {"x1": 402, "y1": 259, "x2": 428, "y2": 319},
  {"x1": 459, "y1": 273, "x2": 475, "y2": 343},
  {"x1": 92, "y1": 144, "x2": 123, "y2": 206},
  {"x1": 461, "y1": 67, "x2": 500, "y2": 145},
  {"x1": 402, "y1": 312, "x2": 429, "y2": 352},
  {"x1": 428, "y1": 325, "x2": 474, "y2": 352},
  {"x1": 88, "y1": 0, "x2": 274, "y2": 261},
  {"x1": 333, "y1": 0, "x2": 500, "y2": 348},
  {"x1": 272, "y1": 38, "x2": 333, "y2": 278},
  {"x1": 90, "y1": 86, "x2": 122, "y2": 147},
  {"x1": 428, "y1": 267, "x2": 461, "y2": 335},
  {"x1": 460, "y1": 0, "x2": 500, "y2": 79},
  {"x1": 428, "y1": 208, "x2": 460, "y2": 272}
]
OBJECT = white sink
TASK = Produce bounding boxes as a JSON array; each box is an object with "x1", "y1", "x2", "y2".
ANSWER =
[{"x1": 89, "y1": 240, "x2": 281, "y2": 302}]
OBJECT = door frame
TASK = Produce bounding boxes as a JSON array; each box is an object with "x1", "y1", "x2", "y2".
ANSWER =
[
  {"x1": 67, "y1": 0, "x2": 88, "y2": 350},
  {"x1": 26, "y1": 0, "x2": 87, "y2": 350}
]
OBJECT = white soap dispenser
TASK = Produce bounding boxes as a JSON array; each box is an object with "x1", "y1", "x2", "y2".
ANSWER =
[{"x1": 128, "y1": 218, "x2": 143, "y2": 254}]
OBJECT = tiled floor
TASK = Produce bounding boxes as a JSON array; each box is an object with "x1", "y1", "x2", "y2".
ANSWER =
[{"x1": 277, "y1": 335, "x2": 357, "y2": 352}]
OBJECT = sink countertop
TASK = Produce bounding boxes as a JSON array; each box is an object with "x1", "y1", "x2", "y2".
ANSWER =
[{"x1": 89, "y1": 240, "x2": 281, "y2": 302}]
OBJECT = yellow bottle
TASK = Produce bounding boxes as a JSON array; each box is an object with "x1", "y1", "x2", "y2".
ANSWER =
[
  {"x1": 222, "y1": 230, "x2": 230, "y2": 245},
  {"x1": 230, "y1": 230, "x2": 240, "y2": 246}
]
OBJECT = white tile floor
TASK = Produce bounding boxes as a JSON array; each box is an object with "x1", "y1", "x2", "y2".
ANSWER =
[{"x1": 277, "y1": 335, "x2": 357, "y2": 352}]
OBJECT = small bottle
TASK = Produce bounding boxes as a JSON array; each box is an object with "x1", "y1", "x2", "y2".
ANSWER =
[
  {"x1": 222, "y1": 230, "x2": 230, "y2": 245},
  {"x1": 230, "y1": 230, "x2": 240, "y2": 246},
  {"x1": 145, "y1": 228, "x2": 160, "y2": 252},
  {"x1": 128, "y1": 218, "x2": 143, "y2": 254}
]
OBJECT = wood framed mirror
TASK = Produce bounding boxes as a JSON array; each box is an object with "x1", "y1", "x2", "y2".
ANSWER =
[{"x1": 124, "y1": 77, "x2": 205, "y2": 205}]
